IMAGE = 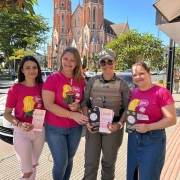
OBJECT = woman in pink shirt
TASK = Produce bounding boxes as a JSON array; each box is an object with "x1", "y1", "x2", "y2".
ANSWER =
[
  {"x1": 4, "y1": 56, "x2": 45, "y2": 180},
  {"x1": 42, "y1": 47, "x2": 88, "y2": 180},
  {"x1": 127, "y1": 62, "x2": 176, "y2": 180}
]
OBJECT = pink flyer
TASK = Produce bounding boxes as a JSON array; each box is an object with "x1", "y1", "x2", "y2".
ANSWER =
[
  {"x1": 32, "y1": 109, "x2": 46, "y2": 131},
  {"x1": 99, "y1": 108, "x2": 114, "y2": 133}
]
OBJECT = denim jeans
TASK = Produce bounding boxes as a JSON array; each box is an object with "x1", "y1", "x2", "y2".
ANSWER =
[
  {"x1": 45, "y1": 123, "x2": 83, "y2": 180},
  {"x1": 127, "y1": 129, "x2": 166, "y2": 180}
]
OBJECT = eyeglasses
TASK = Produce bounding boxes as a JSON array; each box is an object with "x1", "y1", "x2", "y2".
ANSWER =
[{"x1": 100, "y1": 59, "x2": 114, "y2": 66}]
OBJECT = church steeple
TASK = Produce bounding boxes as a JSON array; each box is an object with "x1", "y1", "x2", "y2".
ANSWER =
[
  {"x1": 82, "y1": 0, "x2": 104, "y2": 29},
  {"x1": 53, "y1": 0, "x2": 71, "y2": 36}
]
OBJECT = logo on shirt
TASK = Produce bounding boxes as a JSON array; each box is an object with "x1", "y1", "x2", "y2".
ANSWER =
[
  {"x1": 23, "y1": 95, "x2": 42, "y2": 118},
  {"x1": 138, "y1": 100, "x2": 149, "y2": 107}
]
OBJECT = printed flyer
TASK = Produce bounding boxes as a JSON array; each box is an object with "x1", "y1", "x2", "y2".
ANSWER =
[
  {"x1": 99, "y1": 108, "x2": 114, "y2": 133},
  {"x1": 126, "y1": 110, "x2": 137, "y2": 133},
  {"x1": 32, "y1": 109, "x2": 46, "y2": 131}
]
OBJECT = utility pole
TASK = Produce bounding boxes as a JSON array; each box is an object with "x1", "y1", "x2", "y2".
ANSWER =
[{"x1": 44, "y1": 43, "x2": 47, "y2": 70}]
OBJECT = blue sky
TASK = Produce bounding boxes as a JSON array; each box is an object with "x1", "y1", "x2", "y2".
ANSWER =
[{"x1": 34, "y1": 0, "x2": 170, "y2": 52}]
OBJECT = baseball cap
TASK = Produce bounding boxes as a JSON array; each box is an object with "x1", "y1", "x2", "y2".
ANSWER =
[{"x1": 98, "y1": 49, "x2": 116, "y2": 63}]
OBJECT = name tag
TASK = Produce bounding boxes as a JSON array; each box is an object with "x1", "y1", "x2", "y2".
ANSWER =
[{"x1": 137, "y1": 113, "x2": 149, "y2": 121}]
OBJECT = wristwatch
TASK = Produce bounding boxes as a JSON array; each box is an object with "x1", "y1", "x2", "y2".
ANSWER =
[{"x1": 117, "y1": 121, "x2": 123, "y2": 129}]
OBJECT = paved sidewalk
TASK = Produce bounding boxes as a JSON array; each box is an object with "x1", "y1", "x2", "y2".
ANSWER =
[{"x1": 0, "y1": 93, "x2": 180, "y2": 180}]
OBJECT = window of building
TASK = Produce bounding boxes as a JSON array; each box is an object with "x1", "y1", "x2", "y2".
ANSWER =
[
  {"x1": 94, "y1": 45, "x2": 96, "y2": 52},
  {"x1": 88, "y1": 7, "x2": 90, "y2": 23},
  {"x1": 93, "y1": 8, "x2": 96, "y2": 22},
  {"x1": 62, "y1": 15, "x2": 64, "y2": 27}
]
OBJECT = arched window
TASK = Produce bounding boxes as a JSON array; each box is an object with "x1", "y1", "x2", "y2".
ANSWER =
[
  {"x1": 93, "y1": 8, "x2": 96, "y2": 22},
  {"x1": 93, "y1": 8, "x2": 96, "y2": 29},
  {"x1": 88, "y1": 7, "x2": 90, "y2": 23},
  {"x1": 94, "y1": 45, "x2": 96, "y2": 53},
  {"x1": 62, "y1": 15, "x2": 64, "y2": 27}
]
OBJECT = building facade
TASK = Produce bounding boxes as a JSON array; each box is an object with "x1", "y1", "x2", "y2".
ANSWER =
[{"x1": 48, "y1": 0, "x2": 129, "y2": 70}]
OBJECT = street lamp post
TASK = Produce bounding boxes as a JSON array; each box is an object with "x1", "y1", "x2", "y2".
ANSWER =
[{"x1": 166, "y1": 39, "x2": 175, "y2": 93}]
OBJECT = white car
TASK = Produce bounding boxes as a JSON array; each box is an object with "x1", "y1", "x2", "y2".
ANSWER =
[
  {"x1": 151, "y1": 70, "x2": 159, "y2": 75},
  {"x1": 14, "y1": 70, "x2": 54, "y2": 84},
  {"x1": 0, "y1": 96, "x2": 14, "y2": 137},
  {"x1": 159, "y1": 70, "x2": 167, "y2": 75},
  {"x1": 41, "y1": 70, "x2": 54, "y2": 82}
]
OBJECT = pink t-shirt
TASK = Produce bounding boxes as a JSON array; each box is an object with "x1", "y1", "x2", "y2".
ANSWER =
[
  {"x1": 6, "y1": 83, "x2": 44, "y2": 124},
  {"x1": 42, "y1": 72, "x2": 86, "y2": 128},
  {"x1": 128, "y1": 85, "x2": 174, "y2": 124}
]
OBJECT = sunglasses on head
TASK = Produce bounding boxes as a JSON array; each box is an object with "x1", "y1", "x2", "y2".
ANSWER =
[{"x1": 100, "y1": 59, "x2": 114, "y2": 66}]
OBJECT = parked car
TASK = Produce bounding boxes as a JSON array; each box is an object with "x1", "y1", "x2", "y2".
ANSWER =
[
  {"x1": 151, "y1": 70, "x2": 159, "y2": 75},
  {"x1": 14, "y1": 70, "x2": 54, "y2": 84},
  {"x1": 41, "y1": 70, "x2": 54, "y2": 82},
  {"x1": 0, "y1": 96, "x2": 13, "y2": 137},
  {"x1": 124, "y1": 69, "x2": 132, "y2": 73},
  {"x1": 85, "y1": 70, "x2": 95, "y2": 76},
  {"x1": 83, "y1": 70, "x2": 96, "y2": 81},
  {"x1": 116, "y1": 72, "x2": 135, "y2": 90},
  {"x1": 159, "y1": 70, "x2": 167, "y2": 75},
  {"x1": 41, "y1": 70, "x2": 54, "y2": 77}
]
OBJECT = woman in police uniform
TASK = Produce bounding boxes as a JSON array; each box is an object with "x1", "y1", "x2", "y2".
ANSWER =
[{"x1": 81, "y1": 49, "x2": 130, "y2": 180}]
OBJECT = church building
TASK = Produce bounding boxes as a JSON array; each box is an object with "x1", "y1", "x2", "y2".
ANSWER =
[{"x1": 47, "y1": 0, "x2": 129, "y2": 69}]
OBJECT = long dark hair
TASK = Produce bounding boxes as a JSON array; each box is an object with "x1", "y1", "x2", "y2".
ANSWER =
[
  {"x1": 18, "y1": 55, "x2": 43, "y2": 84},
  {"x1": 59, "y1": 47, "x2": 85, "y2": 85}
]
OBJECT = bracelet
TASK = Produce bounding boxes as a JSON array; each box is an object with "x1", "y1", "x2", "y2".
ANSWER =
[
  {"x1": 16, "y1": 121, "x2": 20, "y2": 127},
  {"x1": 117, "y1": 121, "x2": 123, "y2": 129},
  {"x1": 66, "y1": 111, "x2": 70, "y2": 118}
]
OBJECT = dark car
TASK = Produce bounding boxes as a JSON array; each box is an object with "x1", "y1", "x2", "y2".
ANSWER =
[
  {"x1": 116, "y1": 72, "x2": 135, "y2": 90},
  {"x1": 84, "y1": 72, "x2": 135, "y2": 90}
]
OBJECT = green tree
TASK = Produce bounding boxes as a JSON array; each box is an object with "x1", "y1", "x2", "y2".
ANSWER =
[
  {"x1": 0, "y1": 8, "x2": 50, "y2": 68},
  {"x1": 174, "y1": 46, "x2": 180, "y2": 69},
  {"x1": 88, "y1": 53, "x2": 99, "y2": 71},
  {"x1": 82, "y1": 55, "x2": 87, "y2": 69},
  {"x1": 0, "y1": 0, "x2": 38, "y2": 15},
  {"x1": 105, "y1": 30, "x2": 164, "y2": 71}
]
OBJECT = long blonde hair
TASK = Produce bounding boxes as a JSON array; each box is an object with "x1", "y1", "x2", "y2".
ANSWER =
[{"x1": 59, "y1": 47, "x2": 85, "y2": 85}]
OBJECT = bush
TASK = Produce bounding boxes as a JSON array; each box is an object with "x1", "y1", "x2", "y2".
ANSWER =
[{"x1": 159, "y1": 79, "x2": 163, "y2": 84}]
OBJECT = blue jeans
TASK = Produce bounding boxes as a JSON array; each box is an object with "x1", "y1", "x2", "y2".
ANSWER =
[
  {"x1": 45, "y1": 124, "x2": 83, "y2": 180},
  {"x1": 127, "y1": 130, "x2": 166, "y2": 180}
]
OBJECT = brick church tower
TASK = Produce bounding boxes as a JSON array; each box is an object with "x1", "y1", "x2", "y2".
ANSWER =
[{"x1": 48, "y1": 0, "x2": 129, "y2": 70}]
